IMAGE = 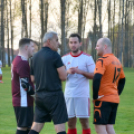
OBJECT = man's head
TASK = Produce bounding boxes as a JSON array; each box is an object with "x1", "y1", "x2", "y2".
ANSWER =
[
  {"x1": 95, "y1": 37, "x2": 112, "y2": 57},
  {"x1": 68, "y1": 33, "x2": 82, "y2": 53},
  {"x1": 43, "y1": 31, "x2": 59, "y2": 51},
  {"x1": 19, "y1": 38, "x2": 35, "y2": 58}
]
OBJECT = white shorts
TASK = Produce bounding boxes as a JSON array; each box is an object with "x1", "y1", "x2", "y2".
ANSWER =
[
  {"x1": 0, "y1": 68, "x2": 2, "y2": 74},
  {"x1": 65, "y1": 97, "x2": 90, "y2": 118}
]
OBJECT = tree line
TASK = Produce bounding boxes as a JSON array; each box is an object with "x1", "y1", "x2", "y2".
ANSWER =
[{"x1": 0, "y1": 0, "x2": 134, "y2": 67}]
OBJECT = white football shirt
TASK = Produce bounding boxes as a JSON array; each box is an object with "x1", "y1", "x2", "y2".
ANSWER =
[{"x1": 62, "y1": 51, "x2": 95, "y2": 98}]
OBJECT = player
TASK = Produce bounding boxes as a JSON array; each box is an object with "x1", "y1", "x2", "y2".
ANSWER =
[
  {"x1": 11, "y1": 38, "x2": 35, "y2": 134},
  {"x1": 28, "y1": 31, "x2": 68, "y2": 134},
  {"x1": 93, "y1": 38, "x2": 126, "y2": 134},
  {"x1": 0, "y1": 60, "x2": 3, "y2": 83},
  {"x1": 62, "y1": 33, "x2": 95, "y2": 134}
]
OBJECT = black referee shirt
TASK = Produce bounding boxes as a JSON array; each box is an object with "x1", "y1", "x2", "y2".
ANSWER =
[{"x1": 30, "y1": 47, "x2": 64, "y2": 95}]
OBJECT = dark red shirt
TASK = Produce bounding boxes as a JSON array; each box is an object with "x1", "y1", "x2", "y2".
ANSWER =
[{"x1": 11, "y1": 56, "x2": 33, "y2": 107}]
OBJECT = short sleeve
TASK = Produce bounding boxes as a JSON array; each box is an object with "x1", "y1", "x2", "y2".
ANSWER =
[
  {"x1": 86, "y1": 56, "x2": 95, "y2": 73},
  {"x1": 54, "y1": 52, "x2": 64, "y2": 68},
  {"x1": 61, "y1": 56, "x2": 66, "y2": 65},
  {"x1": 94, "y1": 58, "x2": 106, "y2": 75},
  {"x1": 17, "y1": 61, "x2": 30, "y2": 78}
]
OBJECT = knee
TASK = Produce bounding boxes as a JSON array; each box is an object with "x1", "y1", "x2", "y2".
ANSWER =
[
  {"x1": 95, "y1": 125, "x2": 107, "y2": 134},
  {"x1": 54, "y1": 123, "x2": 66, "y2": 133},
  {"x1": 106, "y1": 127, "x2": 115, "y2": 134},
  {"x1": 31, "y1": 122, "x2": 44, "y2": 133}
]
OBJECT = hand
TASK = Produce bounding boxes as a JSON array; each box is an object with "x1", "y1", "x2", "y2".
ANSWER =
[
  {"x1": 67, "y1": 68, "x2": 76, "y2": 74},
  {"x1": 73, "y1": 67, "x2": 83, "y2": 74}
]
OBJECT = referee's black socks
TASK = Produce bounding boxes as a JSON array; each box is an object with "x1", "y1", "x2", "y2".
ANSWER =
[
  {"x1": 16, "y1": 130, "x2": 28, "y2": 134},
  {"x1": 28, "y1": 130, "x2": 39, "y2": 134},
  {"x1": 57, "y1": 131, "x2": 66, "y2": 134}
]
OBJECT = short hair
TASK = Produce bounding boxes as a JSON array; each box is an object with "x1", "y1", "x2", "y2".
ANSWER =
[
  {"x1": 69, "y1": 33, "x2": 81, "y2": 42},
  {"x1": 32, "y1": 40, "x2": 39, "y2": 46},
  {"x1": 43, "y1": 31, "x2": 58, "y2": 43},
  {"x1": 102, "y1": 38, "x2": 112, "y2": 48},
  {"x1": 19, "y1": 38, "x2": 33, "y2": 48}
]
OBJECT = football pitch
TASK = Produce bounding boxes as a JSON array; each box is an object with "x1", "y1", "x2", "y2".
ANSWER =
[{"x1": 0, "y1": 67, "x2": 134, "y2": 134}]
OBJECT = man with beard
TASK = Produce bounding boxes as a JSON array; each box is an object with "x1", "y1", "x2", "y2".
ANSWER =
[{"x1": 62, "y1": 33, "x2": 95, "y2": 134}]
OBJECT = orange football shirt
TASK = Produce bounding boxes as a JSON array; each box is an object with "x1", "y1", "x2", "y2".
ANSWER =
[{"x1": 94, "y1": 53, "x2": 125, "y2": 103}]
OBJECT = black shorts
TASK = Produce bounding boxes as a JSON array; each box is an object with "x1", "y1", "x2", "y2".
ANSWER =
[
  {"x1": 14, "y1": 106, "x2": 33, "y2": 127},
  {"x1": 93, "y1": 101, "x2": 118, "y2": 125},
  {"x1": 34, "y1": 91, "x2": 68, "y2": 125}
]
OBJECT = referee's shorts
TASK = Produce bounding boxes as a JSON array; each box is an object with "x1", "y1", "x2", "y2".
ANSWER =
[
  {"x1": 14, "y1": 106, "x2": 33, "y2": 128},
  {"x1": 34, "y1": 91, "x2": 68, "y2": 125}
]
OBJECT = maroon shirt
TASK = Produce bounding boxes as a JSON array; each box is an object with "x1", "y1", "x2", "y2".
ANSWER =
[{"x1": 11, "y1": 56, "x2": 33, "y2": 107}]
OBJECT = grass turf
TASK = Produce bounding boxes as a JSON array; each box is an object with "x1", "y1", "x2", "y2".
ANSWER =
[{"x1": 0, "y1": 67, "x2": 134, "y2": 134}]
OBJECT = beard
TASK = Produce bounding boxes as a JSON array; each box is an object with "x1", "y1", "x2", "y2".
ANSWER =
[{"x1": 72, "y1": 48, "x2": 79, "y2": 53}]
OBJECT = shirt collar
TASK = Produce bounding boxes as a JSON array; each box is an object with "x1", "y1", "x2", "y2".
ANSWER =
[
  {"x1": 70, "y1": 51, "x2": 83, "y2": 57},
  {"x1": 103, "y1": 53, "x2": 113, "y2": 57}
]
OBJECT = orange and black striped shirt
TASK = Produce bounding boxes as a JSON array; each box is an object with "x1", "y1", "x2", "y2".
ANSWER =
[{"x1": 94, "y1": 53, "x2": 125, "y2": 103}]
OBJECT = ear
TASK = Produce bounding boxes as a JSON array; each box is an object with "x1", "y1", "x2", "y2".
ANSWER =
[
  {"x1": 104, "y1": 44, "x2": 107, "y2": 49},
  {"x1": 24, "y1": 45, "x2": 28, "y2": 50},
  {"x1": 47, "y1": 39, "x2": 51, "y2": 45}
]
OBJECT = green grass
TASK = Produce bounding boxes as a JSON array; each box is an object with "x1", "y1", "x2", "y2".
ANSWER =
[{"x1": 0, "y1": 67, "x2": 134, "y2": 134}]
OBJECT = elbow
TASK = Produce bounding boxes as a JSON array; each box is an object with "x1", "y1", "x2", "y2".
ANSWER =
[
  {"x1": 88, "y1": 73, "x2": 94, "y2": 79},
  {"x1": 59, "y1": 74, "x2": 67, "y2": 81},
  {"x1": 61, "y1": 78, "x2": 67, "y2": 81}
]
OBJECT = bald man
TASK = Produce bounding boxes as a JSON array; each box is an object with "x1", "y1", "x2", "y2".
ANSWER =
[{"x1": 93, "y1": 38, "x2": 126, "y2": 134}]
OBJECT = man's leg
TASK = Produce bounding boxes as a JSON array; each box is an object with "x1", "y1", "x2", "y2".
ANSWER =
[
  {"x1": 106, "y1": 125, "x2": 115, "y2": 134},
  {"x1": 16, "y1": 127, "x2": 28, "y2": 134},
  {"x1": 95, "y1": 125, "x2": 107, "y2": 134},
  {"x1": 28, "y1": 122, "x2": 44, "y2": 134},
  {"x1": 79, "y1": 118, "x2": 91, "y2": 134},
  {"x1": 75, "y1": 98, "x2": 90, "y2": 134},
  {"x1": 67, "y1": 117, "x2": 77, "y2": 134},
  {"x1": 54, "y1": 123, "x2": 66, "y2": 134}
]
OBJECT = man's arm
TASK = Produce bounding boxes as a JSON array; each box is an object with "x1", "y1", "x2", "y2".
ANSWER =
[
  {"x1": 57, "y1": 66, "x2": 67, "y2": 81},
  {"x1": 93, "y1": 73, "x2": 103, "y2": 100},
  {"x1": 118, "y1": 77, "x2": 125, "y2": 95}
]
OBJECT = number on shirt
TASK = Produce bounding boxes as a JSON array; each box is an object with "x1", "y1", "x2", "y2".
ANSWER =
[{"x1": 113, "y1": 67, "x2": 121, "y2": 83}]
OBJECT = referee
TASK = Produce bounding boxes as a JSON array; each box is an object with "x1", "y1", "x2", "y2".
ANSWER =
[{"x1": 29, "y1": 31, "x2": 68, "y2": 134}]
